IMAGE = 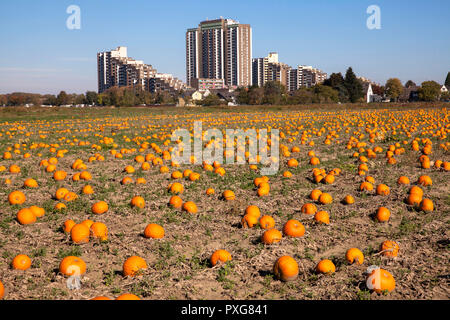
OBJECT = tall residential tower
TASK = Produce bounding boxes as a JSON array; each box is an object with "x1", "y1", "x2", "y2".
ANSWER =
[{"x1": 186, "y1": 18, "x2": 252, "y2": 88}]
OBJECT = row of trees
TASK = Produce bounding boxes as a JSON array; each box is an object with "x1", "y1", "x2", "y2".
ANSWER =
[
  {"x1": 235, "y1": 68, "x2": 449, "y2": 106},
  {"x1": 1, "y1": 71, "x2": 449, "y2": 107},
  {"x1": 0, "y1": 87, "x2": 180, "y2": 107},
  {"x1": 236, "y1": 67, "x2": 369, "y2": 105}
]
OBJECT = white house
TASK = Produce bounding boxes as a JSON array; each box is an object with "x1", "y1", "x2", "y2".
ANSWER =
[
  {"x1": 441, "y1": 85, "x2": 449, "y2": 93},
  {"x1": 366, "y1": 83, "x2": 373, "y2": 103},
  {"x1": 191, "y1": 90, "x2": 203, "y2": 101}
]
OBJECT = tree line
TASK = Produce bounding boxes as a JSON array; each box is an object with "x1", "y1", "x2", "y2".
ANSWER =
[
  {"x1": 235, "y1": 69, "x2": 450, "y2": 105},
  {"x1": 0, "y1": 87, "x2": 179, "y2": 107},
  {"x1": 1, "y1": 71, "x2": 449, "y2": 107}
]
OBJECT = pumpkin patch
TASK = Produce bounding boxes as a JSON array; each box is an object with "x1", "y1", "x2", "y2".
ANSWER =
[{"x1": 0, "y1": 105, "x2": 448, "y2": 300}]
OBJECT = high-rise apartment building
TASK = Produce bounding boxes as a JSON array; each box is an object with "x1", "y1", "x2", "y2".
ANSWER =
[
  {"x1": 297, "y1": 66, "x2": 327, "y2": 88},
  {"x1": 186, "y1": 18, "x2": 252, "y2": 88},
  {"x1": 252, "y1": 52, "x2": 279, "y2": 87},
  {"x1": 267, "y1": 62, "x2": 291, "y2": 87},
  {"x1": 97, "y1": 46, "x2": 186, "y2": 94},
  {"x1": 251, "y1": 54, "x2": 327, "y2": 91}
]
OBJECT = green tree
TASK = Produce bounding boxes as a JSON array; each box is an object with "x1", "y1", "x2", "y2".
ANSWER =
[
  {"x1": 312, "y1": 85, "x2": 339, "y2": 103},
  {"x1": 404, "y1": 80, "x2": 416, "y2": 88},
  {"x1": 197, "y1": 93, "x2": 223, "y2": 106},
  {"x1": 85, "y1": 91, "x2": 98, "y2": 105},
  {"x1": 441, "y1": 91, "x2": 450, "y2": 101},
  {"x1": 248, "y1": 87, "x2": 264, "y2": 105},
  {"x1": 445, "y1": 72, "x2": 450, "y2": 87},
  {"x1": 263, "y1": 81, "x2": 285, "y2": 105},
  {"x1": 418, "y1": 81, "x2": 441, "y2": 101},
  {"x1": 236, "y1": 87, "x2": 250, "y2": 105},
  {"x1": 344, "y1": 67, "x2": 363, "y2": 103},
  {"x1": 288, "y1": 88, "x2": 313, "y2": 104},
  {"x1": 74, "y1": 94, "x2": 86, "y2": 105},
  {"x1": 0, "y1": 95, "x2": 7, "y2": 106},
  {"x1": 43, "y1": 94, "x2": 57, "y2": 105},
  {"x1": 323, "y1": 72, "x2": 349, "y2": 102},
  {"x1": 119, "y1": 88, "x2": 136, "y2": 107},
  {"x1": 385, "y1": 78, "x2": 403, "y2": 102},
  {"x1": 56, "y1": 91, "x2": 69, "y2": 106}
]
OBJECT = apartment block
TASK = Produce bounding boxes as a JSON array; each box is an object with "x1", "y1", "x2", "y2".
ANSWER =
[
  {"x1": 252, "y1": 52, "x2": 278, "y2": 87},
  {"x1": 191, "y1": 78, "x2": 225, "y2": 91},
  {"x1": 186, "y1": 18, "x2": 252, "y2": 88},
  {"x1": 267, "y1": 62, "x2": 291, "y2": 87},
  {"x1": 297, "y1": 66, "x2": 327, "y2": 88},
  {"x1": 97, "y1": 46, "x2": 186, "y2": 94}
]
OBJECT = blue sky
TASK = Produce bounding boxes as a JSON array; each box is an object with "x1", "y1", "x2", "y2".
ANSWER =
[{"x1": 0, "y1": 0, "x2": 449, "y2": 94}]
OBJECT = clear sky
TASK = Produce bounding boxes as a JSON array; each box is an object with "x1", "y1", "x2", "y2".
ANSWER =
[{"x1": 0, "y1": 0, "x2": 449, "y2": 94}]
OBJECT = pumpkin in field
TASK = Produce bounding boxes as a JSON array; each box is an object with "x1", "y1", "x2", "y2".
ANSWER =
[
  {"x1": 169, "y1": 182, "x2": 184, "y2": 194},
  {"x1": 144, "y1": 223, "x2": 165, "y2": 239},
  {"x1": 261, "y1": 229, "x2": 282, "y2": 244},
  {"x1": 55, "y1": 188, "x2": 69, "y2": 200},
  {"x1": 310, "y1": 189, "x2": 322, "y2": 201},
  {"x1": 16, "y1": 208, "x2": 36, "y2": 225},
  {"x1": 283, "y1": 220, "x2": 305, "y2": 237},
  {"x1": 59, "y1": 256, "x2": 87, "y2": 276},
  {"x1": 90, "y1": 222, "x2": 108, "y2": 241},
  {"x1": 169, "y1": 195, "x2": 183, "y2": 209},
  {"x1": 380, "y1": 240, "x2": 400, "y2": 257},
  {"x1": 314, "y1": 211, "x2": 330, "y2": 224},
  {"x1": 366, "y1": 267, "x2": 395, "y2": 293},
  {"x1": 53, "y1": 170, "x2": 67, "y2": 181},
  {"x1": 419, "y1": 198, "x2": 434, "y2": 212},
  {"x1": 130, "y1": 196, "x2": 145, "y2": 208},
  {"x1": 210, "y1": 250, "x2": 232, "y2": 267},
  {"x1": 241, "y1": 214, "x2": 258, "y2": 228},
  {"x1": 245, "y1": 205, "x2": 261, "y2": 218},
  {"x1": 223, "y1": 190, "x2": 235, "y2": 201},
  {"x1": 23, "y1": 178, "x2": 38, "y2": 188},
  {"x1": 29, "y1": 206, "x2": 45, "y2": 218},
  {"x1": 8, "y1": 190, "x2": 26, "y2": 205},
  {"x1": 376, "y1": 184, "x2": 390, "y2": 196},
  {"x1": 397, "y1": 176, "x2": 410, "y2": 185},
  {"x1": 360, "y1": 182, "x2": 373, "y2": 192},
  {"x1": 12, "y1": 254, "x2": 32, "y2": 270},
  {"x1": 345, "y1": 248, "x2": 364, "y2": 265},
  {"x1": 273, "y1": 256, "x2": 299, "y2": 281},
  {"x1": 375, "y1": 207, "x2": 390, "y2": 222},
  {"x1": 182, "y1": 201, "x2": 198, "y2": 214},
  {"x1": 417, "y1": 175, "x2": 432, "y2": 186},
  {"x1": 63, "y1": 219, "x2": 76, "y2": 233},
  {"x1": 82, "y1": 185, "x2": 94, "y2": 195},
  {"x1": 319, "y1": 193, "x2": 333, "y2": 204},
  {"x1": 343, "y1": 195, "x2": 355, "y2": 205},
  {"x1": 287, "y1": 158, "x2": 298, "y2": 167},
  {"x1": 316, "y1": 259, "x2": 336, "y2": 274},
  {"x1": 122, "y1": 256, "x2": 147, "y2": 277},
  {"x1": 259, "y1": 215, "x2": 275, "y2": 229},
  {"x1": 301, "y1": 203, "x2": 317, "y2": 215},
  {"x1": 92, "y1": 201, "x2": 108, "y2": 214},
  {"x1": 70, "y1": 223, "x2": 90, "y2": 244}
]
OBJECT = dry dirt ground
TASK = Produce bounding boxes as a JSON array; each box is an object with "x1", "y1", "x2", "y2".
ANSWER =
[{"x1": 0, "y1": 104, "x2": 449, "y2": 300}]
